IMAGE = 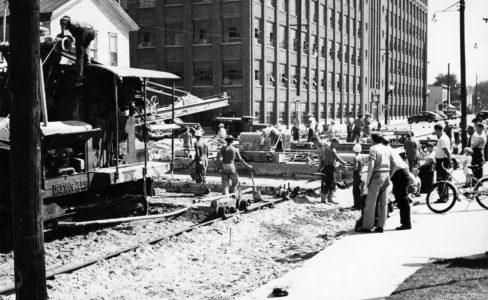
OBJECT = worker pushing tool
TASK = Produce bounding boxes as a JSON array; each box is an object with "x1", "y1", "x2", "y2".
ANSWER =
[
  {"x1": 216, "y1": 135, "x2": 253, "y2": 195},
  {"x1": 58, "y1": 15, "x2": 96, "y2": 87}
]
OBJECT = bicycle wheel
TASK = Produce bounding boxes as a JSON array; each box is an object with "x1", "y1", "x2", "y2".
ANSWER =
[
  {"x1": 426, "y1": 181, "x2": 457, "y2": 213},
  {"x1": 474, "y1": 178, "x2": 488, "y2": 210}
]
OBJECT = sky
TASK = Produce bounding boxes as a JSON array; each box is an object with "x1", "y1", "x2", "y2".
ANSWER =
[{"x1": 428, "y1": 0, "x2": 488, "y2": 86}]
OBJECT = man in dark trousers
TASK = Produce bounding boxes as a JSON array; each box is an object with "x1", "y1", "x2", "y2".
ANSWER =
[
  {"x1": 471, "y1": 123, "x2": 487, "y2": 180},
  {"x1": 434, "y1": 123, "x2": 451, "y2": 203},
  {"x1": 59, "y1": 15, "x2": 96, "y2": 86},
  {"x1": 192, "y1": 130, "x2": 209, "y2": 184},
  {"x1": 389, "y1": 141, "x2": 413, "y2": 230},
  {"x1": 216, "y1": 135, "x2": 253, "y2": 195}
]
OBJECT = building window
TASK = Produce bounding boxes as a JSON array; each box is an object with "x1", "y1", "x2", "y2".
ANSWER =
[
  {"x1": 222, "y1": 18, "x2": 241, "y2": 43},
  {"x1": 109, "y1": 34, "x2": 118, "y2": 66},
  {"x1": 266, "y1": 62, "x2": 276, "y2": 87},
  {"x1": 138, "y1": 29, "x2": 154, "y2": 48},
  {"x1": 254, "y1": 18, "x2": 263, "y2": 44},
  {"x1": 266, "y1": 22, "x2": 275, "y2": 47},
  {"x1": 193, "y1": 61, "x2": 213, "y2": 86},
  {"x1": 291, "y1": 66, "x2": 299, "y2": 90},
  {"x1": 254, "y1": 59, "x2": 262, "y2": 85},
  {"x1": 89, "y1": 31, "x2": 98, "y2": 60},
  {"x1": 302, "y1": 67, "x2": 308, "y2": 89},
  {"x1": 222, "y1": 60, "x2": 242, "y2": 85},
  {"x1": 165, "y1": 23, "x2": 184, "y2": 45},
  {"x1": 278, "y1": 0, "x2": 287, "y2": 11},
  {"x1": 266, "y1": 102, "x2": 275, "y2": 124},
  {"x1": 328, "y1": 41, "x2": 334, "y2": 60},
  {"x1": 138, "y1": 0, "x2": 155, "y2": 8},
  {"x1": 291, "y1": 28, "x2": 298, "y2": 51},
  {"x1": 165, "y1": 61, "x2": 184, "y2": 86},
  {"x1": 193, "y1": 19, "x2": 212, "y2": 44},
  {"x1": 279, "y1": 64, "x2": 287, "y2": 87},
  {"x1": 278, "y1": 25, "x2": 287, "y2": 49}
]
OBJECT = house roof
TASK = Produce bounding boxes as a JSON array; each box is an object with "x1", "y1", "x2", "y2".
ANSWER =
[{"x1": 0, "y1": 0, "x2": 139, "y2": 32}]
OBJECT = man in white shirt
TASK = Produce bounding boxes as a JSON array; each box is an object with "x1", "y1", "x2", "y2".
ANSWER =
[
  {"x1": 471, "y1": 123, "x2": 487, "y2": 179},
  {"x1": 434, "y1": 123, "x2": 451, "y2": 203},
  {"x1": 217, "y1": 123, "x2": 227, "y2": 140}
]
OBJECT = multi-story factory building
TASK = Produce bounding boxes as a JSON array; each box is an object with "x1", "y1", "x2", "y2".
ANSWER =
[{"x1": 123, "y1": 0, "x2": 428, "y2": 126}]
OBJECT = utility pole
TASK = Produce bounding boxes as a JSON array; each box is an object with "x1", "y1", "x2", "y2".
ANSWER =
[
  {"x1": 475, "y1": 74, "x2": 478, "y2": 114},
  {"x1": 460, "y1": 0, "x2": 468, "y2": 148},
  {"x1": 447, "y1": 63, "x2": 450, "y2": 108},
  {"x1": 384, "y1": 0, "x2": 390, "y2": 125},
  {"x1": 9, "y1": 0, "x2": 47, "y2": 299}
]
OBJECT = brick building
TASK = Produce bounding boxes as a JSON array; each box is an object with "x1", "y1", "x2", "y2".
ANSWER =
[{"x1": 123, "y1": 0, "x2": 428, "y2": 126}]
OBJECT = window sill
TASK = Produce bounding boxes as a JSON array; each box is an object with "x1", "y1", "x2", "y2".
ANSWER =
[
  {"x1": 222, "y1": 84, "x2": 244, "y2": 87},
  {"x1": 222, "y1": 41, "x2": 243, "y2": 45},
  {"x1": 164, "y1": 45, "x2": 184, "y2": 48},
  {"x1": 193, "y1": 43, "x2": 212, "y2": 46},
  {"x1": 193, "y1": 85, "x2": 213, "y2": 88},
  {"x1": 138, "y1": 46, "x2": 156, "y2": 49}
]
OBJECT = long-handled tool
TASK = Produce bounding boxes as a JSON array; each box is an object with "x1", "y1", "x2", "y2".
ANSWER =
[{"x1": 249, "y1": 170, "x2": 263, "y2": 202}]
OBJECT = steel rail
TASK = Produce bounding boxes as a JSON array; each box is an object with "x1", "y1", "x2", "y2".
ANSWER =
[{"x1": 0, "y1": 196, "x2": 288, "y2": 296}]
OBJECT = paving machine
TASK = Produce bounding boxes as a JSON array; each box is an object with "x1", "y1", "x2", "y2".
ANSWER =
[{"x1": 0, "y1": 37, "x2": 178, "y2": 247}]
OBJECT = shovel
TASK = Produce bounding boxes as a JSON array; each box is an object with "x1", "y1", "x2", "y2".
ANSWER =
[{"x1": 249, "y1": 170, "x2": 263, "y2": 202}]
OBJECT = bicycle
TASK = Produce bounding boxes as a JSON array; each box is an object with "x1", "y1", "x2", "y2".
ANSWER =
[{"x1": 426, "y1": 162, "x2": 488, "y2": 213}]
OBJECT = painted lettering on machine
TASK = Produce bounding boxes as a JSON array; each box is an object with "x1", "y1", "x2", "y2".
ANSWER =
[{"x1": 52, "y1": 179, "x2": 88, "y2": 197}]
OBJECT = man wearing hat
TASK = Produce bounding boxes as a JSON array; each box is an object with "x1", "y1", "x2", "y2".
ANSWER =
[
  {"x1": 192, "y1": 130, "x2": 209, "y2": 184},
  {"x1": 471, "y1": 123, "x2": 486, "y2": 179},
  {"x1": 217, "y1": 123, "x2": 227, "y2": 141},
  {"x1": 58, "y1": 15, "x2": 96, "y2": 87},
  {"x1": 307, "y1": 113, "x2": 317, "y2": 142},
  {"x1": 216, "y1": 135, "x2": 253, "y2": 195}
]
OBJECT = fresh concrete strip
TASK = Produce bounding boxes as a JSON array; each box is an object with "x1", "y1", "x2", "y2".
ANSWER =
[{"x1": 243, "y1": 203, "x2": 488, "y2": 300}]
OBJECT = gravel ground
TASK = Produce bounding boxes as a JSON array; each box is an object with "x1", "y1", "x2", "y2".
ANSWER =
[{"x1": 0, "y1": 188, "x2": 358, "y2": 300}]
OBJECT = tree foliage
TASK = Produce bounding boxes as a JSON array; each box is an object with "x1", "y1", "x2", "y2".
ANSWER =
[{"x1": 433, "y1": 73, "x2": 459, "y2": 88}]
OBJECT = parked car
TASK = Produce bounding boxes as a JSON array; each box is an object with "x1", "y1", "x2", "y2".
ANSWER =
[
  {"x1": 407, "y1": 111, "x2": 443, "y2": 124},
  {"x1": 435, "y1": 111, "x2": 448, "y2": 120},
  {"x1": 442, "y1": 110, "x2": 461, "y2": 119},
  {"x1": 476, "y1": 110, "x2": 488, "y2": 121}
]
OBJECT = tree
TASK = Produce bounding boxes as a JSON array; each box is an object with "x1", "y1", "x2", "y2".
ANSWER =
[
  {"x1": 434, "y1": 73, "x2": 460, "y2": 103},
  {"x1": 434, "y1": 73, "x2": 459, "y2": 88}
]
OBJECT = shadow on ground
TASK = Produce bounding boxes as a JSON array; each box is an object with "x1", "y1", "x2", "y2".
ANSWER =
[{"x1": 388, "y1": 253, "x2": 488, "y2": 299}]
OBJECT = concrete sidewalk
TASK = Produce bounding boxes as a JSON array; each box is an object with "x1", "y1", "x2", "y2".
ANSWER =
[{"x1": 243, "y1": 202, "x2": 488, "y2": 300}]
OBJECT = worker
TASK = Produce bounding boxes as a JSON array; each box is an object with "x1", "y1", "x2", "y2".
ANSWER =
[
  {"x1": 270, "y1": 125, "x2": 283, "y2": 151},
  {"x1": 217, "y1": 123, "x2": 227, "y2": 141},
  {"x1": 216, "y1": 135, "x2": 253, "y2": 195},
  {"x1": 179, "y1": 127, "x2": 193, "y2": 156},
  {"x1": 346, "y1": 112, "x2": 354, "y2": 142},
  {"x1": 307, "y1": 113, "x2": 318, "y2": 142},
  {"x1": 192, "y1": 130, "x2": 209, "y2": 184},
  {"x1": 319, "y1": 137, "x2": 348, "y2": 204},
  {"x1": 58, "y1": 15, "x2": 96, "y2": 87},
  {"x1": 291, "y1": 120, "x2": 300, "y2": 142}
]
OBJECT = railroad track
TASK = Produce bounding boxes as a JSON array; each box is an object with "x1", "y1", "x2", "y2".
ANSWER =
[{"x1": 0, "y1": 195, "x2": 289, "y2": 296}]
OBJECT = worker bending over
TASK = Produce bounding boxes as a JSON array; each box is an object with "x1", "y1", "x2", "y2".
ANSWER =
[
  {"x1": 216, "y1": 135, "x2": 253, "y2": 195},
  {"x1": 59, "y1": 15, "x2": 96, "y2": 87}
]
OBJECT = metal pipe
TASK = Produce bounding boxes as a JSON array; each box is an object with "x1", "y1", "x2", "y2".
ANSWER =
[
  {"x1": 143, "y1": 78, "x2": 148, "y2": 215},
  {"x1": 2, "y1": 0, "x2": 7, "y2": 43},
  {"x1": 171, "y1": 81, "x2": 175, "y2": 180},
  {"x1": 114, "y1": 76, "x2": 119, "y2": 182},
  {"x1": 38, "y1": 58, "x2": 48, "y2": 126}
]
